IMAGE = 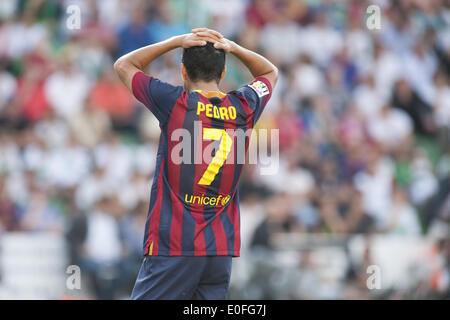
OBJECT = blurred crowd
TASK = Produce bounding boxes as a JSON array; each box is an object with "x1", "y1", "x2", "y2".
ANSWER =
[{"x1": 0, "y1": 0, "x2": 449, "y2": 299}]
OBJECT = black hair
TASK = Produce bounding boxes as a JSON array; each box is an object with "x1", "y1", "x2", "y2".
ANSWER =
[{"x1": 182, "y1": 42, "x2": 225, "y2": 83}]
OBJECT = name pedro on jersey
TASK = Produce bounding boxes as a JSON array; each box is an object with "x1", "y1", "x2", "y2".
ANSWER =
[{"x1": 197, "y1": 102, "x2": 236, "y2": 120}]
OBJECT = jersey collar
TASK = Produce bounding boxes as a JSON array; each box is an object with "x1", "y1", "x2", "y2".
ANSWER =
[{"x1": 192, "y1": 90, "x2": 227, "y2": 99}]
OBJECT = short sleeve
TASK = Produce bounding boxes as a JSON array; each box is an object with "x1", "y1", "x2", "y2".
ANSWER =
[
  {"x1": 234, "y1": 76, "x2": 272, "y2": 125},
  {"x1": 131, "y1": 71, "x2": 184, "y2": 125}
]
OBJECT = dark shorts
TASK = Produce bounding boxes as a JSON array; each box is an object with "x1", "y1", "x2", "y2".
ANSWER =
[{"x1": 131, "y1": 255, "x2": 232, "y2": 300}]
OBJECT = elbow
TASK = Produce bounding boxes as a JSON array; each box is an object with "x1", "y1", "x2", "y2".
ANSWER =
[
  {"x1": 269, "y1": 65, "x2": 279, "y2": 86},
  {"x1": 272, "y1": 66, "x2": 279, "y2": 81},
  {"x1": 113, "y1": 58, "x2": 126, "y2": 76}
]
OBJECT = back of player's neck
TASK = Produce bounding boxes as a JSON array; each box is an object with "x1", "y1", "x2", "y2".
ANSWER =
[{"x1": 188, "y1": 81, "x2": 220, "y2": 93}]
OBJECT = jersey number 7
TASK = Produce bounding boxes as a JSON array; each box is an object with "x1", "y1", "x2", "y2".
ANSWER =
[{"x1": 198, "y1": 128, "x2": 233, "y2": 186}]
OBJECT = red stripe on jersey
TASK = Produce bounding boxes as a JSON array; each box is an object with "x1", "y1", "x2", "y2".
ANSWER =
[
  {"x1": 210, "y1": 214, "x2": 227, "y2": 253},
  {"x1": 238, "y1": 94, "x2": 254, "y2": 128},
  {"x1": 218, "y1": 96, "x2": 237, "y2": 196},
  {"x1": 192, "y1": 94, "x2": 212, "y2": 255},
  {"x1": 167, "y1": 93, "x2": 188, "y2": 255},
  {"x1": 228, "y1": 96, "x2": 252, "y2": 256},
  {"x1": 145, "y1": 158, "x2": 165, "y2": 255},
  {"x1": 233, "y1": 94, "x2": 254, "y2": 174},
  {"x1": 211, "y1": 96, "x2": 238, "y2": 253},
  {"x1": 229, "y1": 197, "x2": 240, "y2": 255},
  {"x1": 193, "y1": 213, "x2": 206, "y2": 255}
]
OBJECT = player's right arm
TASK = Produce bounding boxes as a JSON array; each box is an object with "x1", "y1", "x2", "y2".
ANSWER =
[
  {"x1": 114, "y1": 31, "x2": 223, "y2": 124},
  {"x1": 114, "y1": 31, "x2": 223, "y2": 92},
  {"x1": 192, "y1": 28, "x2": 278, "y2": 90}
]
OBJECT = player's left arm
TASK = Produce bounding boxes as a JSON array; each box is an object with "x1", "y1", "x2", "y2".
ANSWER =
[{"x1": 114, "y1": 31, "x2": 223, "y2": 92}]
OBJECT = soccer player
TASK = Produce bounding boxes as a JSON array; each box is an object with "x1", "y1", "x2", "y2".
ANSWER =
[{"x1": 114, "y1": 28, "x2": 278, "y2": 300}]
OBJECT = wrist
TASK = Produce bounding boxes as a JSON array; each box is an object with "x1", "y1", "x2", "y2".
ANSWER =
[
  {"x1": 229, "y1": 40, "x2": 238, "y2": 54},
  {"x1": 169, "y1": 35, "x2": 184, "y2": 48}
]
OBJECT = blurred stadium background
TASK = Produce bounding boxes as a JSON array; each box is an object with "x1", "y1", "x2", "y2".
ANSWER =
[{"x1": 0, "y1": 0, "x2": 449, "y2": 300}]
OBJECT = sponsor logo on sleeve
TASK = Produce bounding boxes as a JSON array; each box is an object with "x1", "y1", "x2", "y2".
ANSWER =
[{"x1": 248, "y1": 80, "x2": 269, "y2": 98}]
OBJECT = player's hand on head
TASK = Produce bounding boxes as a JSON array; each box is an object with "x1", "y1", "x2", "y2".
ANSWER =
[
  {"x1": 191, "y1": 28, "x2": 234, "y2": 53},
  {"x1": 191, "y1": 28, "x2": 223, "y2": 41},
  {"x1": 213, "y1": 38, "x2": 234, "y2": 53},
  {"x1": 180, "y1": 33, "x2": 209, "y2": 48}
]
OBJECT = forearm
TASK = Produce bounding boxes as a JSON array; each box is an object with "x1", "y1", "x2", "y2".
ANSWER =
[
  {"x1": 117, "y1": 36, "x2": 182, "y2": 70},
  {"x1": 230, "y1": 42, "x2": 278, "y2": 82},
  {"x1": 114, "y1": 36, "x2": 183, "y2": 91}
]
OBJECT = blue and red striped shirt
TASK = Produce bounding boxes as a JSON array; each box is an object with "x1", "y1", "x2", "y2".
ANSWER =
[{"x1": 132, "y1": 71, "x2": 272, "y2": 256}]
